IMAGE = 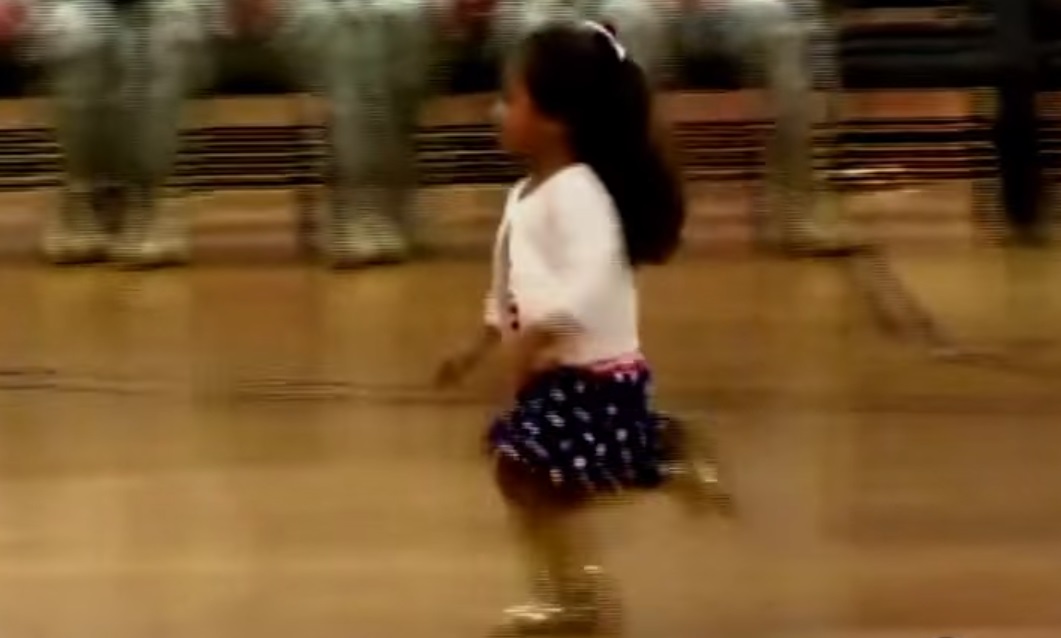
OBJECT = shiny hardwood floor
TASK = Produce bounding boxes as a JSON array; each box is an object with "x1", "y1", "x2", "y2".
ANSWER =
[{"x1": 0, "y1": 183, "x2": 1060, "y2": 638}]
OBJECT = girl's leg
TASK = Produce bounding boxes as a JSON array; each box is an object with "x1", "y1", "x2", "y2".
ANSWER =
[
  {"x1": 659, "y1": 416, "x2": 735, "y2": 516},
  {"x1": 493, "y1": 458, "x2": 619, "y2": 636}
]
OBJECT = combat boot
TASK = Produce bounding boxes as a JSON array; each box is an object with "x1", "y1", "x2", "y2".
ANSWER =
[
  {"x1": 109, "y1": 186, "x2": 190, "y2": 268},
  {"x1": 41, "y1": 184, "x2": 109, "y2": 265},
  {"x1": 325, "y1": 187, "x2": 411, "y2": 268}
]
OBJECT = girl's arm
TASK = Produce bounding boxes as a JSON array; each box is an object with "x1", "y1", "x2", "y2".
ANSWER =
[
  {"x1": 510, "y1": 174, "x2": 618, "y2": 335},
  {"x1": 467, "y1": 322, "x2": 503, "y2": 359},
  {"x1": 505, "y1": 173, "x2": 619, "y2": 386},
  {"x1": 435, "y1": 306, "x2": 503, "y2": 388}
]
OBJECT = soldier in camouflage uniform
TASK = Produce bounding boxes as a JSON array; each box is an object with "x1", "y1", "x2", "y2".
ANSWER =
[
  {"x1": 680, "y1": 0, "x2": 863, "y2": 256},
  {"x1": 13, "y1": 0, "x2": 212, "y2": 266},
  {"x1": 275, "y1": 0, "x2": 436, "y2": 268}
]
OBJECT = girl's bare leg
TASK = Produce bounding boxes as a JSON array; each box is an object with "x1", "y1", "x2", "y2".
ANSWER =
[
  {"x1": 660, "y1": 416, "x2": 736, "y2": 516},
  {"x1": 492, "y1": 459, "x2": 619, "y2": 636}
]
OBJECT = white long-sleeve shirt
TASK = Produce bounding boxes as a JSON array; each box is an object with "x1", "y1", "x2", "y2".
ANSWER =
[{"x1": 485, "y1": 163, "x2": 641, "y2": 366}]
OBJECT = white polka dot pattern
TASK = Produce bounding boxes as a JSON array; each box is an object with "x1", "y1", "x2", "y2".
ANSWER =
[{"x1": 486, "y1": 364, "x2": 670, "y2": 493}]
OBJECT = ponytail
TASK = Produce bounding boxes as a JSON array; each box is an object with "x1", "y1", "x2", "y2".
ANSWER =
[{"x1": 518, "y1": 24, "x2": 686, "y2": 266}]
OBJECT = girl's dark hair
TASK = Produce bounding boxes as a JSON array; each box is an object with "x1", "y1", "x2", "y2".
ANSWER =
[{"x1": 516, "y1": 22, "x2": 686, "y2": 266}]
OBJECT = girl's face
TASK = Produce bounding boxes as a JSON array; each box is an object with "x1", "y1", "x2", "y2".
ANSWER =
[{"x1": 498, "y1": 64, "x2": 561, "y2": 157}]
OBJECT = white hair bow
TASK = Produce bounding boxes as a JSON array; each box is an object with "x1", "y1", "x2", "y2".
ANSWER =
[{"x1": 583, "y1": 20, "x2": 626, "y2": 61}]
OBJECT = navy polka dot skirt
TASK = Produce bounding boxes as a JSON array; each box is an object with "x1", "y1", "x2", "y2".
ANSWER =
[{"x1": 486, "y1": 363, "x2": 673, "y2": 494}]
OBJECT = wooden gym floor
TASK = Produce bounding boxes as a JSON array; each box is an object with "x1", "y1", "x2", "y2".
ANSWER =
[{"x1": 1, "y1": 93, "x2": 1061, "y2": 638}]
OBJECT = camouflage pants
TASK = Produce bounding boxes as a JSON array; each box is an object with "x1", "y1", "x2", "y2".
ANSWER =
[
  {"x1": 31, "y1": 0, "x2": 208, "y2": 264},
  {"x1": 680, "y1": 0, "x2": 853, "y2": 251}
]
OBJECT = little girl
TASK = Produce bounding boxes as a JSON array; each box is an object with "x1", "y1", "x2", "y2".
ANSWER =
[{"x1": 437, "y1": 20, "x2": 727, "y2": 636}]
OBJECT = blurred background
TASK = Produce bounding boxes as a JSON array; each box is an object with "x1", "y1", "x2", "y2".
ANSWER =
[{"x1": 0, "y1": 1, "x2": 1060, "y2": 637}]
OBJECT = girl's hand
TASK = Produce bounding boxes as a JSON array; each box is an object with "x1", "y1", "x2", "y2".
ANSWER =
[
  {"x1": 434, "y1": 325, "x2": 501, "y2": 388},
  {"x1": 434, "y1": 349, "x2": 479, "y2": 388}
]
